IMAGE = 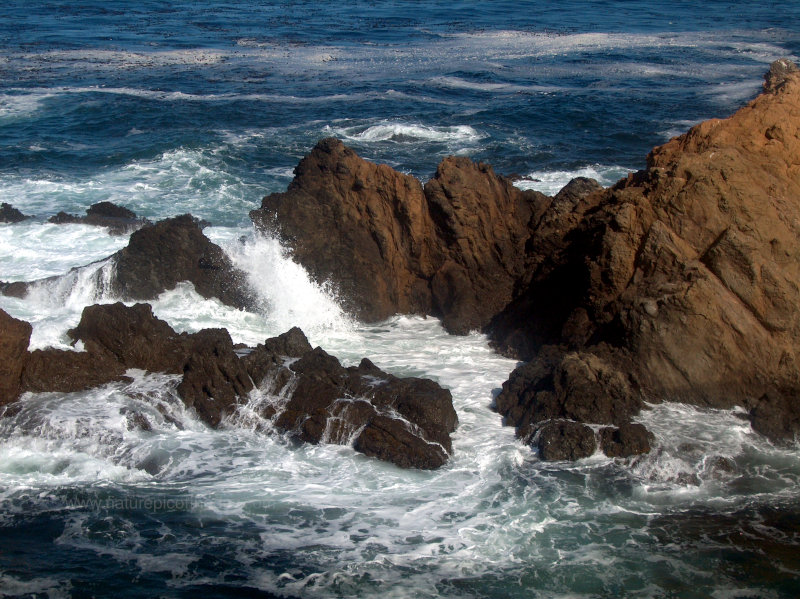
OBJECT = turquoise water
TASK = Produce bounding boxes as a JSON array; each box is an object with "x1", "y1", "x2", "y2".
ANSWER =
[{"x1": 1, "y1": 2, "x2": 799, "y2": 597}]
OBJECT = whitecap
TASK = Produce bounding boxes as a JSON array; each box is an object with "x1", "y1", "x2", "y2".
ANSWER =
[
  {"x1": 329, "y1": 121, "x2": 483, "y2": 144},
  {"x1": 513, "y1": 165, "x2": 631, "y2": 196}
]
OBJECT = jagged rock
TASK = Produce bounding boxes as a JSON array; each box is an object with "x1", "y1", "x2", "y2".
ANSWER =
[
  {"x1": 21, "y1": 349, "x2": 128, "y2": 393},
  {"x1": 599, "y1": 423, "x2": 653, "y2": 458},
  {"x1": 0, "y1": 203, "x2": 30, "y2": 223},
  {"x1": 0, "y1": 310, "x2": 32, "y2": 405},
  {"x1": 245, "y1": 329, "x2": 457, "y2": 469},
  {"x1": 110, "y1": 214, "x2": 254, "y2": 309},
  {"x1": 251, "y1": 137, "x2": 547, "y2": 334},
  {"x1": 176, "y1": 328, "x2": 254, "y2": 427},
  {"x1": 489, "y1": 61, "x2": 800, "y2": 447},
  {"x1": 48, "y1": 201, "x2": 148, "y2": 234},
  {"x1": 68, "y1": 302, "x2": 186, "y2": 373},
  {"x1": 748, "y1": 388, "x2": 800, "y2": 444},
  {"x1": 534, "y1": 420, "x2": 597, "y2": 461},
  {"x1": 764, "y1": 58, "x2": 799, "y2": 93}
]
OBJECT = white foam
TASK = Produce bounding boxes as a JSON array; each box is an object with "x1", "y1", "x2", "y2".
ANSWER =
[
  {"x1": 330, "y1": 122, "x2": 483, "y2": 144},
  {"x1": 513, "y1": 165, "x2": 631, "y2": 196}
]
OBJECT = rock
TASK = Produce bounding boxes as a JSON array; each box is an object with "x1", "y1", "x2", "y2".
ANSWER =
[
  {"x1": 244, "y1": 330, "x2": 457, "y2": 469},
  {"x1": 489, "y1": 64, "x2": 800, "y2": 447},
  {"x1": 48, "y1": 201, "x2": 148, "y2": 234},
  {"x1": 0, "y1": 203, "x2": 30, "y2": 223},
  {"x1": 764, "y1": 58, "x2": 799, "y2": 93},
  {"x1": 176, "y1": 328, "x2": 254, "y2": 427},
  {"x1": 68, "y1": 302, "x2": 187, "y2": 373},
  {"x1": 21, "y1": 349, "x2": 129, "y2": 393},
  {"x1": 251, "y1": 137, "x2": 547, "y2": 334},
  {"x1": 599, "y1": 422, "x2": 653, "y2": 458},
  {"x1": 534, "y1": 419, "x2": 597, "y2": 461},
  {"x1": 0, "y1": 310, "x2": 32, "y2": 405},
  {"x1": 110, "y1": 214, "x2": 255, "y2": 309}
]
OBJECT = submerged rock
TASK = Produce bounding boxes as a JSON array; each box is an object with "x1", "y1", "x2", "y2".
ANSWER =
[
  {"x1": 48, "y1": 201, "x2": 148, "y2": 234},
  {"x1": 251, "y1": 137, "x2": 547, "y2": 334},
  {"x1": 0, "y1": 203, "x2": 30, "y2": 223}
]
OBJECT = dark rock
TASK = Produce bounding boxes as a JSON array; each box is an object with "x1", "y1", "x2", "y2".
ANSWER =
[
  {"x1": 21, "y1": 349, "x2": 129, "y2": 393},
  {"x1": 748, "y1": 388, "x2": 800, "y2": 444},
  {"x1": 251, "y1": 138, "x2": 547, "y2": 334},
  {"x1": 534, "y1": 420, "x2": 597, "y2": 461},
  {"x1": 599, "y1": 422, "x2": 653, "y2": 458},
  {"x1": 0, "y1": 203, "x2": 30, "y2": 223},
  {"x1": 110, "y1": 214, "x2": 254, "y2": 309},
  {"x1": 0, "y1": 309, "x2": 32, "y2": 405},
  {"x1": 48, "y1": 202, "x2": 148, "y2": 234},
  {"x1": 246, "y1": 333, "x2": 457, "y2": 469},
  {"x1": 176, "y1": 328, "x2": 254, "y2": 427},
  {"x1": 0, "y1": 281, "x2": 30, "y2": 298},
  {"x1": 68, "y1": 302, "x2": 186, "y2": 373}
]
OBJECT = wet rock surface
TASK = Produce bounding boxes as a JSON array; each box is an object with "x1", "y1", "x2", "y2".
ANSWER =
[
  {"x1": 1, "y1": 304, "x2": 456, "y2": 469},
  {"x1": 245, "y1": 330, "x2": 458, "y2": 470},
  {"x1": 0, "y1": 202, "x2": 30, "y2": 223}
]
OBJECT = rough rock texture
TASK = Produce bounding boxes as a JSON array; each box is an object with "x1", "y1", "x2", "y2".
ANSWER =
[
  {"x1": 111, "y1": 214, "x2": 254, "y2": 309},
  {"x1": 535, "y1": 420, "x2": 597, "y2": 461},
  {"x1": 2, "y1": 304, "x2": 454, "y2": 469},
  {"x1": 0, "y1": 203, "x2": 30, "y2": 223},
  {"x1": 490, "y1": 61, "x2": 800, "y2": 448},
  {"x1": 48, "y1": 201, "x2": 148, "y2": 234},
  {"x1": 1, "y1": 214, "x2": 255, "y2": 311},
  {"x1": 599, "y1": 423, "x2": 653, "y2": 458},
  {"x1": 251, "y1": 137, "x2": 547, "y2": 334},
  {"x1": 0, "y1": 310, "x2": 32, "y2": 405},
  {"x1": 244, "y1": 330, "x2": 458, "y2": 469}
]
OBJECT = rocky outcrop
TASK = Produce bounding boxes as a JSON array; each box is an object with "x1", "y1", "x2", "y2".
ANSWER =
[
  {"x1": 1, "y1": 304, "x2": 456, "y2": 469},
  {"x1": 490, "y1": 60, "x2": 800, "y2": 451},
  {"x1": 0, "y1": 310, "x2": 32, "y2": 405},
  {"x1": 0, "y1": 203, "x2": 30, "y2": 223},
  {"x1": 48, "y1": 201, "x2": 149, "y2": 234},
  {"x1": 251, "y1": 137, "x2": 547, "y2": 334},
  {"x1": 110, "y1": 214, "x2": 254, "y2": 309},
  {"x1": 242, "y1": 329, "x2": 458, "y2": 469},
  {"x1": 1, "y1": 214, "x2": 255, "y2": 311}
]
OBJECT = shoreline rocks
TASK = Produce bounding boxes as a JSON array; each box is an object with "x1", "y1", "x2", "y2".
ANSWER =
[
  {"x1": 0, "y1": 305, "x2": 458, "y2": 469},
  {"x1": 48, "y1": 201, "x2": 149, "y2": 235},
  {"x1": 0, "y1": 203, "x2": 30, "y2": 223}
]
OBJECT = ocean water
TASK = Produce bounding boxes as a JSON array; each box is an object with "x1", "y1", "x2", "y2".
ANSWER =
[{"x1": 1, "y1": 2, "x2": 800, "y2": 597}]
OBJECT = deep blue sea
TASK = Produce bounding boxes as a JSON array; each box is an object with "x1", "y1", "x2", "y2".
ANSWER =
[{"x1": 1, "y1": 2, "x2": 800, "y2": 598}]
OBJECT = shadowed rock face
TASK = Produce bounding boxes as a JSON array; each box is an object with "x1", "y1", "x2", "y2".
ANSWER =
[
  {"x1": 0, "y1": 310, "x2": 32, "y2": 406},
  {"x1": 251, "y1": 137, "x2": 547, "y2": 334},
  {"x1": 490, "y1": 61, "x2": 800, "y2": 451},
  {"x1": 0, "y1": 203, "x2": 30, "y2": 223}
]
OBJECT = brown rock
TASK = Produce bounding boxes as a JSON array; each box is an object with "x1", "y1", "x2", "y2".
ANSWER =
[
  {"x1": 111, "y1": 214, "x2": 254, "y2": 309},
  {"x1": 251, "y1": 138, "x2": 546, "y2": 334},
  {"x1": 47, "y1": 201, "x2": 147, "y2": 234},
  {"x1": 176, "y1": 328, "x2": 254, "y2": 427},
  {"x1": 489, "y1": 62, "x2": 800, "y2": 446},
  {"x1": 0, "y1": 309, "x2": 32, "y2": 405},
  {"x1": 245, "y1": 329, "x2": 457, "y2": 469},
  {"x1": 21, "y1": 349, "x2": 128, "y2": 393},
  {"x1": 599, "y1": 423, "x2": 653, "y2": 458}
]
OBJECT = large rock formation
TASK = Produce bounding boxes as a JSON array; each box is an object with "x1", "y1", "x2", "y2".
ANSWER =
[
  {"x1": 1, "y1": 214, "x2": 255, "y2": 311},
  {"x1": 251, "y1": 138, "x2": 547, "y2": 334},
  {"x1": 491, "y1": 61, "x2": 800, "y2": 452},
  {"x1": 0, "y1": 304, "x2": 457, "y2": 469}
]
